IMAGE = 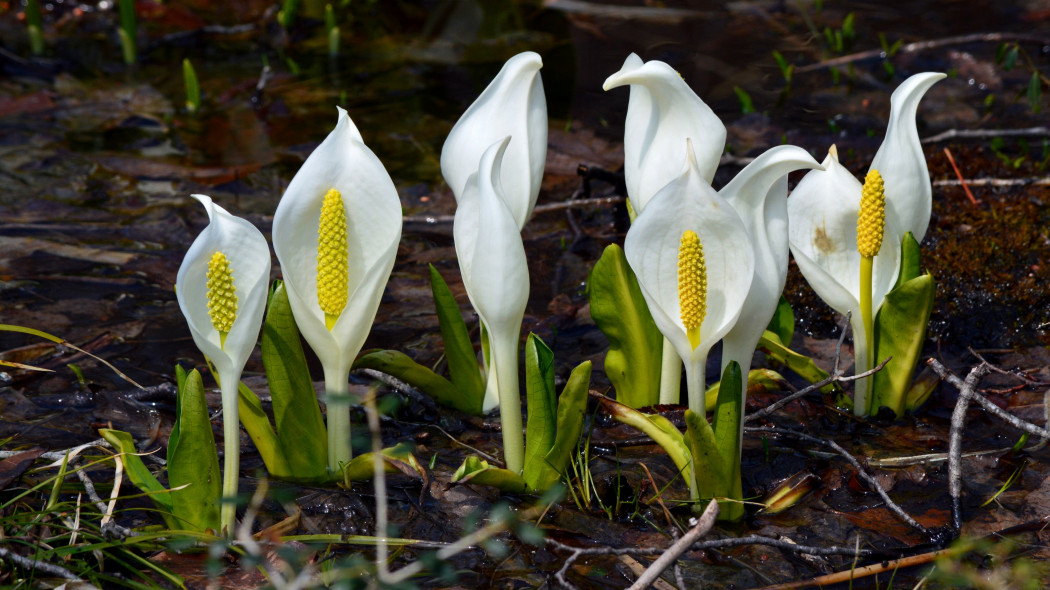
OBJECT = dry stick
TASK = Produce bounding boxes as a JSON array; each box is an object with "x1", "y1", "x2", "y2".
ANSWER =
[
  {"x1": 794, "y1": 32, "x2": 1050, "y2": 74},
  {"x1": 752, "y1": 547, "x2": 955, "y2": 590},
  {"x1": 627, "y1": 501, "x2": 719, "y2": 590},
  {"x1": 401, "y1": 195, "x2": 625, "y2": 225},
  {"x1": 747, "y1": 313, "x2": 854, "y2": 424},
  {"x1": 923, "y1": 126, "x2": 1050, "y2": 144},
  {"x1": 383, "y1": 505, "x2": 545, "y2": 586},
  {"x1": 745, "y1": 425, "x2": 928, "y2": 534},
  {"x1": 925, "y1": 358, "x2": 1050, "y2": 532},
  {"x1": 364, "y1": 389, "x2": 391, "y2": 579},
  {"x1": 942, "y1": 148, "x2": 980, "y2": 205},
  {"x1": 0, "y1": 546, "x2": 88, "y2": 582},
  {"x1": 547, "y1": 535, "x2": 874, "y2": 590}
]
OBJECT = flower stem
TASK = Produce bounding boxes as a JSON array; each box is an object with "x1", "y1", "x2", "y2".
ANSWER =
[
  {"x1": 685, "y1": 355, "x2": 706, "y2": 416},
  {"x1": 658, "y1": 337, "x2": 682, "y2": 405},
  {"x1": 325, "y1": 370, "x2": 352, "y2": 472},
  {"x1": 857, "y1": 255, "x2": 875, "y2": 416},
  {"x1": 219, "y1": 378, "x2": 240, "y2": 536},
  {"x1": 492, "y1": 331, "x2": 524, "y2": 474}
]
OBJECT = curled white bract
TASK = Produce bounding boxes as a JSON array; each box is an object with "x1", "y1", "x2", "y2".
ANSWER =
[
  {"x1": 603, "y1": 53, "x2": 726, "y2": 213},
  {"x1": 719, "y1": 146, "x2": 822, "y2": 382},
  {"x1": 453, "y1": 136, "x2": 529, "y2": 414},
  {"x1": 441, "y1": 51, "x2": 547, "y2": 230},
  {"x1": 870, "y1": 72, "x2": 946, "y2": 243}
]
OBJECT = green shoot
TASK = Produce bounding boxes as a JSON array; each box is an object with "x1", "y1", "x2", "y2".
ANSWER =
[
  {"x1": 183, "y1": 58, "x2": 201, "y2": 114},
  {"x1": 26, "y1": 0, "x2": 44, "y2": 56},
  {"x1": 326, "y1": 4, "x2": 340, "y2": 57},
  {"x1": 118, "y1": 0, "x2": 136, "y2": 65}
]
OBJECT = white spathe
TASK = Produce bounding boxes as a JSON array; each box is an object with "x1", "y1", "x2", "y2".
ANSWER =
[
  {"x1": 176, "y1": 194, "x2": 270, "y2": 383},
  {"x1": 272, "y1": 107, "x2": 403, "y2": 390},
  {"x1": 869, "y1": 72, "x2": 947, "y2": 243},
  {"x1": 603, "y1": 53, "x2": 726, "y2": 213},
  {"x1": 453, "y1": 136, "x2": 529, "y2": 472},
  {"x1": 441, "y1": 51, "x2": 547, "y2": 230},
  {"x1": 720, "y1": 146, "x2": 823, "y2": 393},
  {"x1": 624, "y1": 141, "x2": 754, "y2": 413}
]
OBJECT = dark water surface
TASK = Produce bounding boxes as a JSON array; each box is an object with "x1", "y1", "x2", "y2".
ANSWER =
[{"x1": 1, "y1": 1, "x2": 1050, "y2": 587}]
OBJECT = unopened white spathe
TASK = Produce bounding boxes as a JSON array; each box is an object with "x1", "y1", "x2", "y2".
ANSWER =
[
  {"x1": 272, "y1": 107, "x2": 402, "y2": 470},
  {"x1": 624, "y1": 140, "x2": 754, "y2": 414},
  {"x1": 603, "y1": 53, "x2": 726, "y2": 213},
  {"x1": 452, "y1": 136, "x2": 529, "y2": 473},
  {"x1": 441, "y1": 51, "x2": 547, "y2": 229}
]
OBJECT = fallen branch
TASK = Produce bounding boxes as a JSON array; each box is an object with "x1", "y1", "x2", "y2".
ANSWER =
[
  {"x1": 627, "y1": 501, "x2": 719, "y2": 590},
  {"x1": 745, "y1": 426, "x2": 929, "y2": 534}
]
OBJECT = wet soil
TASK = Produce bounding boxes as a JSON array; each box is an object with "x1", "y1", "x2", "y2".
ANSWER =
[{"x1": 1, "y1": 1, "x2": 1050, "y2": 588}]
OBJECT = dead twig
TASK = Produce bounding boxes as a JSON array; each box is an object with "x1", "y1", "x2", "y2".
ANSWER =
[
  {"x1": 923, "y1": 126, "x2": 1050, "y2": 144},
  {"x1": 745, "y1": 426, "x2": 929, "y2": 534},
  {"x1": 794, "y1": 33, "x2": 1050, "y2": 74},
  {"x1": 547, "y1": 533, "x2": 875, "y2": 589},
  {"x1": 926, "y1": 358, "x2": 1050, "y2": 532},
  {"x1": 942, "y1": 148, "x2": 980, "y2": 205},
  {"x1": 627, "y1": 501, "x2": 719, "y2": 590},
  {"x1": 0, "y1": 546, "x2": 89, "y2": 583}
]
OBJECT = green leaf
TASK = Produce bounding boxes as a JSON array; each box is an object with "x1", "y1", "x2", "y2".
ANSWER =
[
  {"x1": 429, "y1": 265, "x2": 485, "y2": 402},
  {"x1": 895, "y1": 232, "x2": 921, "y2": 288},
  {"x1": 167, "y1": 369, "x2": 221, "y2": 532},
  {"x1": 1028, "y1": 71, "x2": 1042, "y2": 115},
  {"x1": 343, "y1": 442, "x2": 427, "y2": 484},
  {"x1": 586, "y1": 245, "x2": 663, "y2": 408},
  {"x1": 772, "y1": 50, "x2": 792, "y2": 83},
  {"x1": 872, "y1": 274, "x2": 935, "y2": 417},
  {"x1": 758, "y1": 331, "x2": 840, "y2": 393},
  {"x1": 592, "y1": 392, "x2": 693, "y2": 498},
  {"x1": 451, "y1": 456, "x2": 528, "y2": 494},
  {"x1": 100, "y1": 429, "x2": 176, "y2": 529},
  {"x1": 711, "y1": 361, "x2": 744, "y2": 521},
  {"x1": 766, "y1": 296, "x2": 795, "y2": 346},
  {"x1": 353, "y1": 349, "x2": 482, "y2": 415},
  {"x1": 705, "y1": 368, "x2": 789, "y2": 410},
  {"x1": 237, "y1": 380, "x2": 292, "y2": 478},
  {"x1": 523, "y1": 334, "x2": 557, "y2": 491},
  {"x1": 535, "y1": 360, "x2": 592, "y2": 492},
  {"x1": 683, "y1": 410, "x2": 722, "y2": 507},
  {"x1": 733, "y1": 86, "x2": 755, "y2": 114},
  {"x1": 182, "y1": 58, "x2": 200, "y2": 114},
  {"x1": 262, "y1": 281, "x2": 328, "y2": 480}
]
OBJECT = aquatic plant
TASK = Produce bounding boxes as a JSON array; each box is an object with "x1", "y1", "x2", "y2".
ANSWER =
[
  {"x1": 788, "y1": 72, "x2": 944, "y2": 416},
  {"x1": 272, "y1": 107, "x2": 403, "y2": 471},
  {"x1": 175, "y1": 195, "x2": 271, "y2": 534}
]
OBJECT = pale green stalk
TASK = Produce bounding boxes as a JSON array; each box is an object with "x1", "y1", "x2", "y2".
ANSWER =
[
  {"x1": 658, "y1": 338, "x2": 681, "y2": 405},
  {"x1": 219, "y1": 378, "x2": 240, "y2": 535},
  {"x1": 324, "y1": 368, "x2": 352, "y2": 472},
  {"x1": 857, "y1": 256, "x2": 874, "y2": 415},
  {"x1": 491, "y1": 332, "x2": 523, "y2": 474}
]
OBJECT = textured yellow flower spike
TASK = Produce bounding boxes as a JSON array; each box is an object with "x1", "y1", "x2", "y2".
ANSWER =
[
  {"x1": 677, "y1": 229, "x2": 707, "y2": 350},
  {"x1": 857, "y1": 169, "x2": 886, "y2": 258},
  {"x1": 317, "y1": 188, "x2": 349, "y2": 330},
  {"x1": 206, "y1": 251, "x2": 238, "y2": 348}
]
